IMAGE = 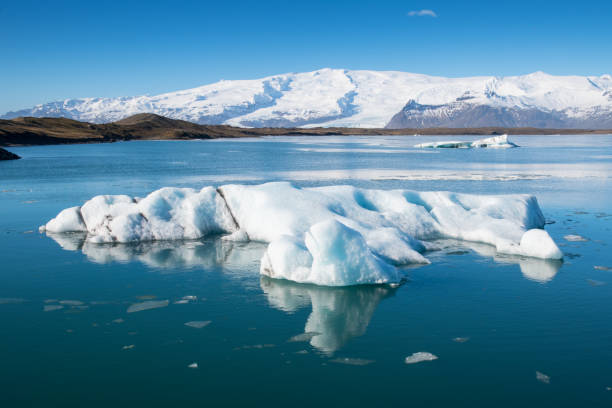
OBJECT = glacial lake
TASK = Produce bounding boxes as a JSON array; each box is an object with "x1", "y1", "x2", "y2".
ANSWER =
[{"x1": 1, "y1": 134, "x2": 611, "y2": 407}]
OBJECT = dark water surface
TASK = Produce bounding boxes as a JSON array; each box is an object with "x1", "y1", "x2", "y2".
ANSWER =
[{"x1": 1, "y1": 135, "x2": 611, "y2": 407}]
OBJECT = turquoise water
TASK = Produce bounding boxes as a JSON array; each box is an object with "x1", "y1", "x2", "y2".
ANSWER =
[{"x1": 1, "y1": 135, "x2": 611, "y2": 407}]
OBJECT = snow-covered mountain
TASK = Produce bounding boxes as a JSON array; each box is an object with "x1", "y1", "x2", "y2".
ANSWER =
[{"x1": 4, "y1": 69, "x2": 612, "y2": 128}]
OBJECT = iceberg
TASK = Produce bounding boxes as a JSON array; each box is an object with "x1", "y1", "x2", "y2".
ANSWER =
[
  {"x1": 41, "y1": 182, "x2": 562, "y2": 286},
  {"x1": 415, "y1": 134, "x2": 519, "y2": 149}
]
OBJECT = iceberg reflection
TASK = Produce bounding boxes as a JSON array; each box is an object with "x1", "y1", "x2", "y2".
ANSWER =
[
  {"x1": 260, "y1": 277, "x2": 396, "y2": 354},
  {"x1": 433, "y1": 240, "x2": 563, "y2": 283},
  {"x1": 45, "y1": 232, "x2": 265, "y2": 272}
]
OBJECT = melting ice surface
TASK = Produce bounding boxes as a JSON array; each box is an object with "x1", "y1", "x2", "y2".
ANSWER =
[
  {"x1": 41, "y1": 182, "x2": 562, "y2": 286},
  {"x1": 415, "y1": 134, "x2": 519, "y2": 149}
]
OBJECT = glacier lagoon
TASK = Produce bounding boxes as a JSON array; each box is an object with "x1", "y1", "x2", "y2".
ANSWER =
[{"x1": 1, "y1": 134, "x2": 612, "y2": 406}]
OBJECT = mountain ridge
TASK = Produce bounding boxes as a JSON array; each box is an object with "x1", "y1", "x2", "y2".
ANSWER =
[{"x1": 4, "y1": 69, "x2": 612, "y2": 129}]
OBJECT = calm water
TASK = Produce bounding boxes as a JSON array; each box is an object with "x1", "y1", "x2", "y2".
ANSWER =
[{"x1": 1, "y1": 135, "x2": 611, "y2": 407}]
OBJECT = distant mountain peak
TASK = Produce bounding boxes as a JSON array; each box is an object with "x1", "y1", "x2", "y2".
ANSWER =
[{"x1": 3, "y1": 69, "x2": 612, "y2": 129}]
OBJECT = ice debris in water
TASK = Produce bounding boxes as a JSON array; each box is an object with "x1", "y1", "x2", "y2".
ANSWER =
[
  {"x1": 414, "y1": 134, "x2": 519, "y2": 149},
  {"x1": 594, "y1": 265, "x2": 612, "y2": 271},
  {"x1": 126, "y1": 300, "x2": 169, "y2": 313},
  {"x1": 122, "y1": 345, "x2": 135, "y2": 350},
  {"x1": 452, "y1": 337, "x2": 470, "y2": 343},
  {"x1": 587, "y1": 279, "x2": 606, "y2": 286},
  {"x1": 43, "y1": 305, "x2": 64, "y2": 312},
  {"x1": 188, "y1": 362, "x2": 198, "y2": 369},
  {"x1": 0, "y1": 298, "x2": 26, "y2": 304},
  {"x1": 564, "y1": 234, "x2": 588, "y2": 242},
  {"x1": 536, "y1": 371, "x2": 550, "y2": 384},
  {"x1": 405, "y1": 352, "x2": 438, "y2": 364},
  {"x1": 288, "y1": 332, "x2": 321, "y2": 342},
  {"x1": 184, "y1": 321, "x2": 211, "y2": 329},
  {"x1": 59, "y1": 300, "x2": 84, "y2": 306},
  {"x1": 41, "y1": 182, "x2": 562, "y2": 287},
  {"x1": 330, "y1": 357, "x2": 375, "y2": 366}
]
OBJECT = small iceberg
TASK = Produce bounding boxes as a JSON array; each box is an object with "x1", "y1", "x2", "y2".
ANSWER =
[
  {"x1": 404, "y1": 352, "x2": 438, "y2": 364},
  {"x1": 536, "y1": 371, "x2": 550, "y2": 384},
  {"x1": 126, "y1": 299, "x2": 169, "y2": 313},
  {"x1": 184, "y1": 320, "x2": 211, "y2": 329},
  {"x1": 41, "y1": 182, "x2": 562, "y2": 287},
  {"x1": 415, "y1": 134, "x2": 519, "y2": 149}
]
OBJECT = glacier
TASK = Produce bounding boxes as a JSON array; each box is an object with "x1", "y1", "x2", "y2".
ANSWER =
[
  {"x1": 414, "y1": 134, "x2": 519, "y2": 149},
  {"x1": 40, "y1": 182, "x2": 563, "y2": 286},
  {"x1": 4, "y1": 69, "x2": 612, "y2": 128}
]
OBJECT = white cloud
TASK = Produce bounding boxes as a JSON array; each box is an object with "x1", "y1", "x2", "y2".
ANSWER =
[{"x1": 407, "y1": 9, "x2": 437, "y2": 17}]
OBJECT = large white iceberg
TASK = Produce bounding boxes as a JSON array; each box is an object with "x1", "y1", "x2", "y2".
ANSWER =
[
  {"x1": 415, "y1": 134, "x2": 519, "y2": 149},
  {"x1": 41, "y1": 182, "x2": 562, "y2": 286}
]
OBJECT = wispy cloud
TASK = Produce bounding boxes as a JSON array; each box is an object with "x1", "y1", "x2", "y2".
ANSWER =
[{"x1": 407, "y1": 9, "x2": 437, "y2": 17}]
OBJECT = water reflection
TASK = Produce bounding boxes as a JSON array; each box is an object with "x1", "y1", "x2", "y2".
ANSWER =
[
  {"x1": 261, "y1": 277, "x2": 396, "y2": 354},
  {"x1": 46, "y1": 233, "x2": 397, "y2": 353},
  {"x1": 46, "y1": 232, "x2": 265, "y2": 272},
  {"x1": 44, "y1": 233, "x2": 562, "y2": 353},
  {"x1": 433, "y1": 239, "x2": 563, "y2": 283}
]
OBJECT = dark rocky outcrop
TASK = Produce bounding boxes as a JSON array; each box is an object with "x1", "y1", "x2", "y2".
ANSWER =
[{"x1": 0, "y1": 147, "x2": 20, "y2": 160}]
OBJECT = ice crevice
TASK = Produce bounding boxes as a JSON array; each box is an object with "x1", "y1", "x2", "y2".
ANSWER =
[{"x1": 40, "y1": 182, "x2": 563, "y2": 286}]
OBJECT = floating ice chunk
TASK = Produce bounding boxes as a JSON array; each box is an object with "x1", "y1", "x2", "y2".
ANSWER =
[
  {"x1": 43, "y1": 305, "x2": 64, "y2": 312},
  {"x1": 288, "y1": 332, "x2": 321, "y2": 343},
  {"x1": 498, "y1": 229, "x2": 563, "y2": 260},
  {"x1": 405, "y1": 352, "x2": 438, "y2": 364},
  {"x1": 44, "y1": 182, "x2": 562, "y2": 286},
  {"x1": 305, "y1": 220, "x2": 400, "y2": 286},
  {"x1": 184, "y1": 320, "x2": 211, "y2": 329},
  {"x1": 330, "y1": 357, "x2": 375, "y2": 366},
  {"x1": 261, "y1": 235, "x2": 313, "y2": 283},
  {"x1": 594, "y1": 265, "x2": 612, "y2": 271},
  {"x1": 112, "y1": 318, "x2": 124, "y2": 324},
  {"x1": 415, "y1": 134, "x2": 518, "y2": 149},
  {"x1": 452, "y1": 337, "x2": 470, "y2": 343},
  {"x1": 59, "y1": 300, "x2": 84, "y2": 306},
  {"x1": 126, "y1": 300, "x2": 169, "y2": 313},
  {"x1": 41, "y1": 206, "x2": 86, "y2": 233},
  {"x1": 122, "y1": 344, "x2": 135, "y2": 350},
  {"x1": 536, "y1": 371, "x2": 550, "y2": 384},
  {"x1": 260, "y1": 220, "x2": 401, "y2": 286},
  {"x1": 42, "y1": 187, "x2": 237, "y2": 243},
  {"x1": 564, "y1": 234, "x2": 588, "y2": 242},
  {"x1": 188, "y1": 362, "x2": 198, "y2": 369}
]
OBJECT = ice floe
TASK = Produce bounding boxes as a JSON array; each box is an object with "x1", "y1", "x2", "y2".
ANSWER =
[
  {"x1": 564, "y1": 234, "x2": 589, "y2": 242},
  {"x1": 414, "y1": 134, "x2": 519, "y2": 149},
  {"x1": 184, "y1": 320, "x2": 211, "y2": 329},
  {"x1": 536, "y1": 371, "x2": 550, "y2": 384},
  {"x1": 126, "y1": 299, "x2": 169, "y2": 313},
  {"x1": 404, "y1": 352, "x2": 438, "y2": 364},
  {"x1": 330, "y1": 357, "x2": 375, "y2": 366},
  {"x1": 41, "y1": 182, "x2": 562, "y2": 286}
]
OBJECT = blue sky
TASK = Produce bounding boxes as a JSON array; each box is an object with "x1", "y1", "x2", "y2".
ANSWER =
[{"x1": 1, "y1": 0, "x2": 611, "y2": 113}]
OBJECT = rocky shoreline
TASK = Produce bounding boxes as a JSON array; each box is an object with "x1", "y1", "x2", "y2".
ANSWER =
[
  {"x1": 1, "y1": 113, "x2": 611, "y2": 147},
  {"x1": 0, "y1": 147, "x2": 20, "y2": 160}
]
